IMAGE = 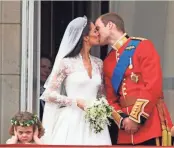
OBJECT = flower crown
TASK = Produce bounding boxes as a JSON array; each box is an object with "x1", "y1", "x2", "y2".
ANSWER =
[{"x1": 11, "y1": 115, "x2": 38, "y2": 127}]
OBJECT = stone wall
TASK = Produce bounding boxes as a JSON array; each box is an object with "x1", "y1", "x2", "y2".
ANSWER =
[{"x1": 0, "y1": 1, "x2": 21, "y2": 143}]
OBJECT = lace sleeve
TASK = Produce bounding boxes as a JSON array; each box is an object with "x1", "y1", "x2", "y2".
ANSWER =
[
  {"x1": 41, "y1": 59, "x2": 76, "y2": 107},
  {"x1": 96, "y1": 59, "x2": 106, "y2": 98}
]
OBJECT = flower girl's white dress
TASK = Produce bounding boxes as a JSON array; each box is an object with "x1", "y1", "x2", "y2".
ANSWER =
[{"x1": 41, "y1": 54, "x2": 111, "y2": 145}]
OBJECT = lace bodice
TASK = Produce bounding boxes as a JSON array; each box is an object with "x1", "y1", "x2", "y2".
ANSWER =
[{"x1": 41, "y1": 54, "x2": 105, "y2": 108}]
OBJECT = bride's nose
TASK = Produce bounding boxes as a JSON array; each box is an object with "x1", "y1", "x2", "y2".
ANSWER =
[{"x1": 95, "y1": 32, "x2": 100, "y2": 37}]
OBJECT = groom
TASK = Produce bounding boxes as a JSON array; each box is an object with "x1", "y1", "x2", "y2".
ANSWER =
[{"x1": 95, "y1": 12, "x2": 173, "y2": 145}]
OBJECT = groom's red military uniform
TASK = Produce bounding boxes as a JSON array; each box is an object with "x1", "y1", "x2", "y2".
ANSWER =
[{"x1": 103, "y1": 33, "x2": 173, "y2": 145}]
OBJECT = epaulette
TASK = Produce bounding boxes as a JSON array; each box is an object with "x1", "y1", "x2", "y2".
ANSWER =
[{"x1": 131, "y1": 37, "x2": 147, "y2": 41}]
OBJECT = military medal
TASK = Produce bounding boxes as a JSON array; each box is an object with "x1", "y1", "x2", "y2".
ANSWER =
[
  {"x1": 130, "y1": 72, "x2": 139, "y2": 83},
  {"x1": 129, "y1": 57, "x2": 133, "y2": 69},
  {"x1": 129, "y1": 65, "x2": 133, "y2": 69}
]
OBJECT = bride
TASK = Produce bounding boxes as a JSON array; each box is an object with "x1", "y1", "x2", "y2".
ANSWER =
[{"x1": 40, "y1": 16, "x2": 111, "y2": 145}]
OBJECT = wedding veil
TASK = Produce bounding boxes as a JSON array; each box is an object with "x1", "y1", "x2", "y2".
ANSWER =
[{"x1": 42, "y1": 16, "x2": 87, "y2": 97}]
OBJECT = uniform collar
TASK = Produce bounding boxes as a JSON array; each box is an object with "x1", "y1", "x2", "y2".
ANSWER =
[{"x1": 112, "y1": 33, "x2": 129, "y2": 51}]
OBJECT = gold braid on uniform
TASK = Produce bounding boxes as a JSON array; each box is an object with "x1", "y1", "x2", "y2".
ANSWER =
[
  {"x1": 112, "y1": 109, "x2": 129, "y2": 129},
  {"x1": 129, "y1": 99, "x2": 149, "y2": 124},
  {"x1": 112, "y1": 110, "x2": 123, "y2": 128},
  {"x1": 156, "y1": 99, "x2": 172, "y2": 146}
]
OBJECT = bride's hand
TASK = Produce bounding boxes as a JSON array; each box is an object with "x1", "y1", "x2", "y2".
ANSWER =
[
  {"x1": 48, "y1": 97, "x2": 57, "y2": 103},
  {"x1": 76, "y1": 99, "x2": 86, "y2": 110}
]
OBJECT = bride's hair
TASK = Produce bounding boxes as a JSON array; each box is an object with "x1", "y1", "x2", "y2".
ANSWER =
[{"x1": 65, "y1": 21, "x2": 91, "y2": 58}]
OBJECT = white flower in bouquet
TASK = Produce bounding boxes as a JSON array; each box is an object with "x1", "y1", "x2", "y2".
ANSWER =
[{"x1": 84, "y1": 96, "x2": 113, "y2": 134}]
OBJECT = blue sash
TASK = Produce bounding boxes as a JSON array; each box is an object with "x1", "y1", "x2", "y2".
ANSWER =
[{"x1": 111, "y1": 39, "x2": 140, "y2": 94}]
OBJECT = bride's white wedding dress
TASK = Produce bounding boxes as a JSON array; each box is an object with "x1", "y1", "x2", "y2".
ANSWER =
[{"x1": 41, "y1": 54, "x2": 111, "y2": 145}]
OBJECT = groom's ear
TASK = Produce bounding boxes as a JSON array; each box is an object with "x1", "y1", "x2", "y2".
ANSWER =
[{"x1": 107, "y1": 21, "x2": 114, "y2": 30}]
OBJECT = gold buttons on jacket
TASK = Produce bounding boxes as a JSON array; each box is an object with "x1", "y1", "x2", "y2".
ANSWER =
[{"x1": 122, "y1": 78, "x2": 127, "y2": 97}]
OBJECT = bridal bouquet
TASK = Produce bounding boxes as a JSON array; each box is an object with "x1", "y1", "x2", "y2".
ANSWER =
[{"x1": 84, "y1": 96, "x2": 113, "y2": 134}]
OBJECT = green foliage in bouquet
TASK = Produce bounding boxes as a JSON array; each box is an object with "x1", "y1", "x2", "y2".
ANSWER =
[{"x1": 84, "y1": 96, "x2": 113, "y2": 134}]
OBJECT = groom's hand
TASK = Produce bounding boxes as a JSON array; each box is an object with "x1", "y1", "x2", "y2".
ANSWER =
[{"x1": 122, "y1": 117, "x2": 140, "y2": 134}]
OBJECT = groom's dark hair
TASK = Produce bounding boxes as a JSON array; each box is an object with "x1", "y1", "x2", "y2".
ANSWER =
[
  {"x1": 100, "y1": 13, "x2": 125, "y2": 33},
  {"x1": 65, "y1": 21, "x2": 91, "y2": 58}
]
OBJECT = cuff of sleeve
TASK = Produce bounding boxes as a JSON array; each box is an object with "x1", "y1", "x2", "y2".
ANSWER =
[
  {"x1": 72, "y1": 99, "x2": 77, "y2": 107},
  {"x1": 129, "y1": 99, "x2": 149, "y2": 124},
  {"x1": 117, "y1": 110, "x2": 129, "y2": 129},
  {"x1": 112, "y1": 110, "x2": 124, "y2": 129},
  {"x1": 119, "y1": 112, "x2": 129, "y2": 118}
]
